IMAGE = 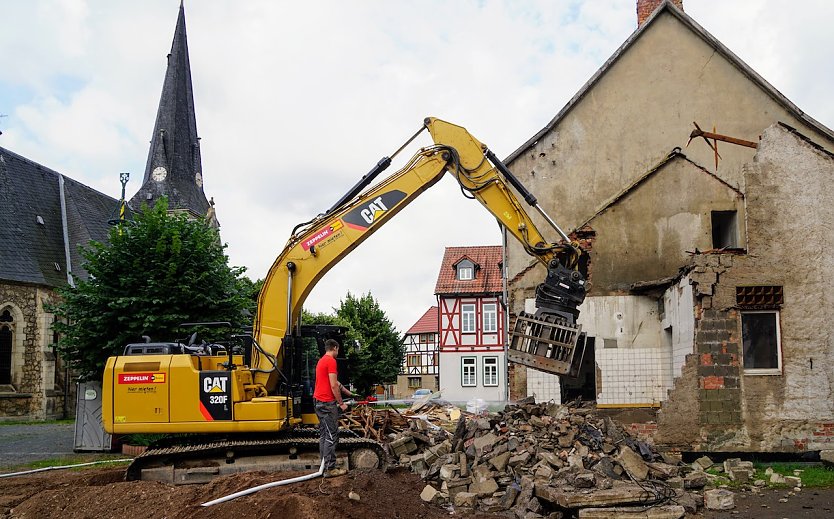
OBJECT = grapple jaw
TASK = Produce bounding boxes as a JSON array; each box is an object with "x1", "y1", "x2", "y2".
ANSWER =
[{"x1": 508, "y1": 260, "x2": 588, "y2": 378}]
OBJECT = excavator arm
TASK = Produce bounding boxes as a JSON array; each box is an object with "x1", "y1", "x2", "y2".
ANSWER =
[{"x1": 251, "y1": 118, "x2": 587, "y2": 394}]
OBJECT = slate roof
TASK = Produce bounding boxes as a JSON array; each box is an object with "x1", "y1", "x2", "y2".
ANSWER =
[
  {"x1": 405, "y1": 306, "x2": 438, "y2": 335},
  {"x1": 129, "y1": 2, "x2": 209, "y2": 217},
  {"x1": 434, "y1": 246, "x2": 503, "y2": 296},
  {"x1": 0, "y1": 146, "x2": 116, "y2": 287},
  {"x1": 504, "y1": 0, "x2": 834, "y2": 164}
]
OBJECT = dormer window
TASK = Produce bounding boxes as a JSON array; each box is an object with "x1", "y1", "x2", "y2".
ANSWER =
[{"x1": 456, "y1": 259, "x2": 475, "y2": 280}]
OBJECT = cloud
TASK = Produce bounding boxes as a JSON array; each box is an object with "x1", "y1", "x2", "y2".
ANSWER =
[{"x1": 2, "y1": 0, "x2": 833, "y2": 332}]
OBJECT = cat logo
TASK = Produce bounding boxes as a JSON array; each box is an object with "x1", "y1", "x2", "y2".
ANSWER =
[
  {"x1": 203, "y1": 376, "x2": 228, "y2": 394},
  {"x1": 342, "y1": 190, "x2": 407, "y2": 231}
]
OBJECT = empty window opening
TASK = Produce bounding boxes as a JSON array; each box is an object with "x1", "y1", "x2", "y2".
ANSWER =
[
  {"x1": 711, "y1": 210, "x2": 738, "y2": 249},
  {"x1": 741, "y1": 311, "x2": 782, "y2": 373}
]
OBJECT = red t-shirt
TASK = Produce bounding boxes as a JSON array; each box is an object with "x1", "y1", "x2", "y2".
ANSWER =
[{"x1": 313, "y1": 354, "x2": 338, "y2": 402}]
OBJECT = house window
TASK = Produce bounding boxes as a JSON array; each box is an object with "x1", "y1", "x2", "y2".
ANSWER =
[
  {"x1": 0, "y1": 309, "x2": 13, "y2": 385},
  {"x1": 419, "y1": 333, "x2": 432, "y2": 343},
  {"x1": 456, "y1": 260, "x2": 475, "y2": 281},
  {"x1": 461, "y1": 304, "x2": 476, "y2": 333},
  {"x1": 711, "y1": 210, "x2": 738, "y2": 249},
  {"x1": 741, "y1": 311, "x2": 782, "y2": 374},
  {"x1": 408, "y1": 377, "x2": 421, "y2": 388},
  {"x1": 461, "y1": 357, "x2": 476, "y2": 386},
  {"x1": 483, "y1": 356, "x2": 499, "y2": 386},
  {"x1": 482, "y1": 303, "x2": 497, "y2": 333},
  {"x1": 407, "y1": 354, "x2": 420, "y2": 367}
]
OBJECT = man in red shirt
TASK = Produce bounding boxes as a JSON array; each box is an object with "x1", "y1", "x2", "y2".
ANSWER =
[{"x1": 314, "y1": 339, "x2": 353, "y2": 477}]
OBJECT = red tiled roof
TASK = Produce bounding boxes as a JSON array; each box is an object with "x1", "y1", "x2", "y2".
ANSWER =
[
  {"x1": 434, "y1": 245, "x2": 503, "y2": 295},
  {"x1": 405, "y1": 306, "x2": 438, "y2": 335}
]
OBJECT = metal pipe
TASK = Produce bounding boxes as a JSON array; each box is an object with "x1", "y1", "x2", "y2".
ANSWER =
[
  {"x1": 201, "y1": 458, "x2": 326, "y2": 507},
  {"x1": 532, "y1": 203, "x2": 571, "y2": 243}
]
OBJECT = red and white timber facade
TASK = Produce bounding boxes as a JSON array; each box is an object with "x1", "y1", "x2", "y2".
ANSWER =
[
  {"x1": 435, "y1": 246, "x2": 506, "y2": 403},
  {"x1": 393, "y1": 306, "x2": 440, "y2": 398}
]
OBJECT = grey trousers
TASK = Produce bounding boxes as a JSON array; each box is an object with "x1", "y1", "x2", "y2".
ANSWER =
[{"x1": 315, "y1": 400, "x2": 339, "y2": 470}]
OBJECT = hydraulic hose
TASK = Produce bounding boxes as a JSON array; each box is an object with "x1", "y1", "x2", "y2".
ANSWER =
[{"x1": 200, "y1": 457, "x2": 326, "y2": 507}]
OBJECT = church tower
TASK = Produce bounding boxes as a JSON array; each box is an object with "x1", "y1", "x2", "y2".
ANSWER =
[{"x1": 130, "y1": 2, "x2": 214, "y2": 226}]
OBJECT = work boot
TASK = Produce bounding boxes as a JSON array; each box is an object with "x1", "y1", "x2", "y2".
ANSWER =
[{"x1": 324, "y1": 467, "x2": 348, "y2": 478}]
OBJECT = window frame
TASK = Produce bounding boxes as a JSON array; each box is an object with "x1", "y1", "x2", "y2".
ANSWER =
[
  {"x1": 482, "y1": 303, "x2": 498, "y2": 333},
  {"x1": 483, "y1": 356, "x2": 499, "y2": 386},
  {"x1": 407, "y1": 376, "x2": 422, "y2": 389},
  {"x1": 461, "y1": 303, "x2": 476, "y2": 333},
  {"x1": 461, "y1": 356, "x2": 477, "y2": 387},
  {"x1": 457, "y1": 265, "x2": 474, "y2": 280},
  {"x1": 406, "y1": 354, "x2": 420, "y2": 367},
  {"x1": 741, "y1": 310, "x2": 783, "y2": 375}
]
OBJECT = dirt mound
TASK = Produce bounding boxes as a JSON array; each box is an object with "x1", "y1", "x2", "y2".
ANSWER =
[{"x1": 1, "y1": 466, "x2": 492, "y2": 519}]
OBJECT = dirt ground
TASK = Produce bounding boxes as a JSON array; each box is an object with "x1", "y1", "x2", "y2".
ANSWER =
[{"x1": 1, "y1": 465, "x2": 833, "y2": 519}]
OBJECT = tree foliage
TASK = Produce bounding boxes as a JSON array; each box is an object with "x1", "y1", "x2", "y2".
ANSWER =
[
  {"x1": 51, "y1": 199, "x2": 252, "y2": 381},
  {"x1": 334, "y1": 292, "x2": 403, "y2": 396}
]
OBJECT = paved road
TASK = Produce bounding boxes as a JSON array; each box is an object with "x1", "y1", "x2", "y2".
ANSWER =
[{"x1": 0, "y1": 423, "x2": 77, "y2": 470}]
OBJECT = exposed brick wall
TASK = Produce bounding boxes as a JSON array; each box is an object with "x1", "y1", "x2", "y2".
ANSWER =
[{"x1": 637, "y1": 0, "x2": 684, "y2": 27}]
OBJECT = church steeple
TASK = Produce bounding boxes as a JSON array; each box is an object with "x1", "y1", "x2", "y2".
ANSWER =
[{"x1": 130, "y1": 2, "x2": 209, "y2": 218}]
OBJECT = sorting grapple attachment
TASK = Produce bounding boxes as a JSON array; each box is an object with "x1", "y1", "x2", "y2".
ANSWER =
[{"x1": 508, "y1": 311, "x2": 590, "y2": 378}]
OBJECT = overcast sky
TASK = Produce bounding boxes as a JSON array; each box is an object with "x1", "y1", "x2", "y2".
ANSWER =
[{"x1": 2, "y1": 0, "x2": 833, "y2": 334}]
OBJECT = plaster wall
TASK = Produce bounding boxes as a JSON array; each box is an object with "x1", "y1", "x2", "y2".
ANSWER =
[
  {"x1": 505, "y1": 11, "x2": 834, "y2": 301},
  {"x1": 439, "y1": 351, "x2": 505, "y2": 403}
]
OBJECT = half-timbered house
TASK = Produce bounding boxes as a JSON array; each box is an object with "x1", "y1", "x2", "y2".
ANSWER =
[
  {"x1": 393, "y1": 306, "x2": 439, "y2": 398},
  {"x1": 435, "y1": 246, "x2": 506, "y2": 402}
]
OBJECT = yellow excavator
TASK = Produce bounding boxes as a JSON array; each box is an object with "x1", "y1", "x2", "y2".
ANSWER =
[{"x1": 102, "y1": 118, "x2": 589, "y2": 482}]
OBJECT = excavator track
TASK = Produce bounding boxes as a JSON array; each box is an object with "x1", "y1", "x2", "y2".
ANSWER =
[{"x1": 126, "y1": 431, "x2": 387, "y2": 483}]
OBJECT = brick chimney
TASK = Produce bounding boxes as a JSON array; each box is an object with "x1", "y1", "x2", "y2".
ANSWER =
[{"x1": 637, "y1": 0, "x2": 683, "y2": 27}]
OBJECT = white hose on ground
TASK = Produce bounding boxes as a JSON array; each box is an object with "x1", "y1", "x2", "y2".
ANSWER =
[
  {"x1": 200, "y1": 457, "x2": 326, "y2": 507},
  {"x1": 0, "y1": 458, "x2": 132, "y2": 478}
]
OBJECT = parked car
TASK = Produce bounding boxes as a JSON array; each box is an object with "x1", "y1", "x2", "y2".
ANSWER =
[{"x1": 410, "y1": 388, "x2": 432, "y2": 400}]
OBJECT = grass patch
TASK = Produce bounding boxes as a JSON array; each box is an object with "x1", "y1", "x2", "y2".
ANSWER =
[
  {"x1": 707, "y1": 463, "x2": 834, "y2": 489},
  {"x1": 0, "y1": 419, "x2": 74, "y2": 426}
]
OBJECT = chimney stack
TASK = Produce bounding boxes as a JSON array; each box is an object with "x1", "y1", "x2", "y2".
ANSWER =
[{"x1": 637, "y1": 0, "x2": 683, "y2": 27}]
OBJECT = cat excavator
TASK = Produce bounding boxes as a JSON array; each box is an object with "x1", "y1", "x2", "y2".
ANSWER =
[{"x1": 102, "y1": 117, "x2": 589, "y2": 482}]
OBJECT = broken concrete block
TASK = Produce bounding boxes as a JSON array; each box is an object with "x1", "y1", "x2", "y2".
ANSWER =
[
  {"x1": 534, "y1": 464, "x2": 554, "y2": 480},
  {"x1": 473, "y1": 432, "x2": 498, "y2": 453},
  {"x1": 704, "y1": 489, "x2": 734, "y2": 510},
  {"x1": 693, "y1": 455, "x2": 713, "y2": 470},
  {"x1": 490, "y1": 451, "x2": 512, "y2": 472},
  {"x1": 666, "y1": 477, "x2": 684, "y2": 489},
  {"x1": 535, "y1": 483, "x2": 651, "y2": 508},
  {"x1": 577, "y1": 505, "x2": 685, "y2": 518},
  {"x1": 454, "y1": 491, "x2": 478, "y2": 508},
  {"x1": 784, "y1": 476, "x2": 802, "y2": 487},
  {"x1": 820, "y1": 449, "x2": 834, "y2": 467},
  {"x1": 510, "y1": 451, "x2": 531, "y2": 466},
  {"x1": 469, "y1": 477, "x2": 499, "y2": 496},
  {"x1": 420, "y1": 485, "x2": 439, "y2": 502},
  {"x1": 439, "y1": 463, "x2": 458, "y2": 481},
  {"x1": 646, "y1": 462, "x2": 680, "y2": 479},
  {"x1": 728, "y1": 468, "x2": 751, "y2": 483},
  {"x1": 574, "y1": 472, "x2": 596, "y2": 488},
  {"x1": 616, "y1": 448, "x2": 649, "y2": 481},
  {"x1": 501, "y1": 484, "x2": 520, "y2": 509},
  {"x1": 769, "y1": 473, "x2": 786, "y2": 484},
  {"x1": 683, "y1": 471, "x2": 707, "y2": 489},
  {"x1": 479, "y1": 496, "x2": 505, "y2": 512},
  {"x1": 390, "y1": 436, "x2": 418, "y2": 456}
]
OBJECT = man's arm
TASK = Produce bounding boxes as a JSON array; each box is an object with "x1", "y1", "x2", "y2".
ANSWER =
[{"x1": 328, "y1": 373, "x2": 343, "y2": 405}]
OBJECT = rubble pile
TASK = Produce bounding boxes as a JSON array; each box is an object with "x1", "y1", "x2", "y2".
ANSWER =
[{"x1": 387, "y1": 400, "x2": 711, "y2": 518}]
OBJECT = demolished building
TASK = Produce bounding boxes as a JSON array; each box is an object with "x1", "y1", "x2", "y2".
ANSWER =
[{"x1": 504, "y1": 0, "x2": 834, "y2": 452}]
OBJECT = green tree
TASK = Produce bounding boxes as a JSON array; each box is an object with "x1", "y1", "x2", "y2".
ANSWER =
[
  {"x1": 51, "y1": 198, "x2": 251, "y2": 381},
  {"x1": 334, "y1": 292, "x2": 403, "y2": 396}
]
